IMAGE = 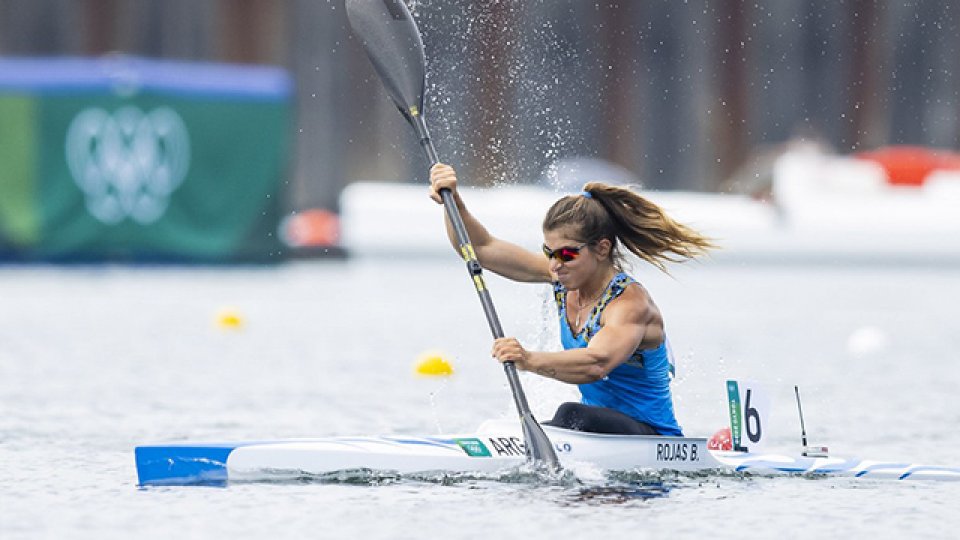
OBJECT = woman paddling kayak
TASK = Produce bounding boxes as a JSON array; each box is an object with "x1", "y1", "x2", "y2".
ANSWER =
[{"x1": 429, "y1": 163, "x2": 714, "y2": 436}]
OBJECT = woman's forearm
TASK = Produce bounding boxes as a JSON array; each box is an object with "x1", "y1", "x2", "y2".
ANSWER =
[{"x1": 527, "y1": 349, "x2": 612, "y2": 384}]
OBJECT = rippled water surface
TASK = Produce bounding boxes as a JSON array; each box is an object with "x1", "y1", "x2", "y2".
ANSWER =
[{"x1": 1, "y1": 259, "x2": 958, "y2": 539}]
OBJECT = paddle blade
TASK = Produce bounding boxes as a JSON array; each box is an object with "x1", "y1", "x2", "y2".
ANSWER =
[
  {"x1": 346, "y1": 0, "x2": 427, "y2": 123},
  {"x1": 521, "y1": 412, "x2": 561, "y2": 472}
]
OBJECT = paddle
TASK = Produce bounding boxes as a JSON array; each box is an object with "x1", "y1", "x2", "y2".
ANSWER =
[{"x1": 345, "y1": 0, "x2": 560, "y2": 471}]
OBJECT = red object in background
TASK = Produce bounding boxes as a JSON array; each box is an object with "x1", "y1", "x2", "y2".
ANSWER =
[
  {"x1": 856, "y1": 146, "x2": 960, "y2": 187},
  {"x1": 707, "y1": 427, "x2": 733, "y2": 451},
  {"x1": 282, "y1": 209, "x2": 340, "y2": 248}
]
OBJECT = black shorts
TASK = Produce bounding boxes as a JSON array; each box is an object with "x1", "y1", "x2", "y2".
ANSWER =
[{"x1": 544, "y1": 402, "x2": 659, "y2": 435}]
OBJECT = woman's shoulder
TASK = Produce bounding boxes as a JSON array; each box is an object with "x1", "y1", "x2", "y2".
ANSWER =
[
  {"x1": 611, "y1": 272, "x2": 635, "y2": 287},
  {"x1": 606, "y1": 274, "x2": 654, "y2": 313},
  {"x1": 609, "y1": 272, "x2": 643, "y2": 297}
]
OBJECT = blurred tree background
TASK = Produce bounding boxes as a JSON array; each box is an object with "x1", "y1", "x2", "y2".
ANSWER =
[{"x1": 0, "y1": 0, "x2": 957, "y2": 212}]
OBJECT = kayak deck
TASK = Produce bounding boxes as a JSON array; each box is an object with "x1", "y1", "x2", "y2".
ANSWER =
[
  {"x1": 135, "y1": 419, "x2": 716, "y2": 486},
  {"x1": 135, "y1": 419, "x2": 960, "y2": 486}
]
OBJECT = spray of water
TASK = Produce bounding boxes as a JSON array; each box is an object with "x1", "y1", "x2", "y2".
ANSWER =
[{"x1": 412, "y1": 1, "x2": 585, "y2": 187}]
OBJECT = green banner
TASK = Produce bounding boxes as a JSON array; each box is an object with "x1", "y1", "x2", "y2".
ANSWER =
[
  {"x1": 0, "y1": 57, "x2": 291, "y2": 262},
  {"x1": 0, "y1": 94, "x2": 39, "y2": 250},
  {"x1": 726, "y1": 380, "x2": 745, "y2": 452}
]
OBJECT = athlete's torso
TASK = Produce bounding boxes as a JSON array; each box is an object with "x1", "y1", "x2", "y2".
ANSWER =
[{"x1": 554, "y1": 272, "x2": 683, "y2": 436}]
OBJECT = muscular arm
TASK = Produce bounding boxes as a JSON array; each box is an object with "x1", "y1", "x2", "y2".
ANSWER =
[
  {"x1": 430, "y1": 164, "x2": 552, "y2": 283},
  {"x1": 493, "y1": 285, "x2": 662, "y2": 383}
]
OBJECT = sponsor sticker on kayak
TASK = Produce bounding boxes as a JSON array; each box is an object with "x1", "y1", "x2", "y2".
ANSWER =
[{"x1": 454, "y1": 438, "x2": 492, "y2": 457}]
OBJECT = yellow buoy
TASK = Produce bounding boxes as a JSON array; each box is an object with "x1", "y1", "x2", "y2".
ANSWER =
[
  {"x1": 414, "y1": 351, "x2": 454, "y2": 377},
  {"x1": 216, "y1": 309, "x2": 244, "y2": 330}
]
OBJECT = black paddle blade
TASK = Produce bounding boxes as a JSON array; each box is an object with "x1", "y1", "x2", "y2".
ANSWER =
[
  {"x1": 521, "y1": 412, "x2": 561, "y2": 472},
  {"x1": 346, "y1": 0, "x2": 427, "y2": 124}
]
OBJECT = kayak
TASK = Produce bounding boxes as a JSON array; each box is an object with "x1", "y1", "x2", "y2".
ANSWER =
[
  {"x1": 134, "y1": 417, "x2": 960, "y2": 486},
  {"x1": 136, "y1": 419, "x2": 710, "y2": 485}
]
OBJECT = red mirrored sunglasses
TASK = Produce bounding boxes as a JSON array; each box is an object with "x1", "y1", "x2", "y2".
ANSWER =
[{"x1": 542, "y1": 242, "x2": 589, "y2": 262}]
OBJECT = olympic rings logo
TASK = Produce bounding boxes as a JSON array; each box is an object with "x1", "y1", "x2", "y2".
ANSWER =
[{"x1": 65, "y1": 106, "x2": 190, "y2": 225}]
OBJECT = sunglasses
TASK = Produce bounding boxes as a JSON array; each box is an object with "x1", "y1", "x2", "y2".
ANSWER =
[{"x1": 542, "y1": 242, "x2": 589, "y2": 262}]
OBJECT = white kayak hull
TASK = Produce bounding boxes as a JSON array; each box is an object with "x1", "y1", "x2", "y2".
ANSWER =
[{"x1": 135, "y1": 419, "x2": 960, "y2": 485}]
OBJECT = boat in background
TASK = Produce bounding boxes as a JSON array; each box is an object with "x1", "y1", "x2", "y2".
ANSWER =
[{"x1": 339, "y1": 145, "x2": 960, "y2": 264}]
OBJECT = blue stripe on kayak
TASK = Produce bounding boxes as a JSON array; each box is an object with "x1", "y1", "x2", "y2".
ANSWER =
[
  {"x1": 734, "y1": 460, "x2": 807, "y2": 473},
  {"x1": 428, "y1": 438, "x2": 458, "y2": 445},
  {"x1": 135, "y1": 444, "x2": 239, "y2": 486},
  {"x1": 899, "y1": 466, "x2": 960, "y2": 480},
  {"x1": 382, "y1": 437, "x2": 458, "y2": 448},
  {"x1": 331, "y1": 436, "x2": 459, "y2": 449},
  {"x1": 854, "y1": 463, "x2": 911, "y2": 478},
  {"x1": 808, "y1": 458, "x2": 864, "y2": 474}
]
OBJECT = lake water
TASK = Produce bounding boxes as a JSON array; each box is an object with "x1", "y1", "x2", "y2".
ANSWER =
[{"x1": 1, "y1": 258, "x2": 958, "y2": 538}]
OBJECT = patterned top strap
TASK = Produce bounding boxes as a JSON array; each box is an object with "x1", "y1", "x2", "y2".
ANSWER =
[
  {"x1": 583, "y1": 273, "x2": 634, "y2": 341},
  {"x1": 553, "y1": 273, "x2": 635, "y2": 342}
]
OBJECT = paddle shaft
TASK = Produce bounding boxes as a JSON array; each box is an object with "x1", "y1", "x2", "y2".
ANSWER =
[
  {"x1": 413, "y1": 116, "x2": 536, "y2": 419},
  {"x1": 343, "y1": 0, "x2": 558, "y2": 470}
]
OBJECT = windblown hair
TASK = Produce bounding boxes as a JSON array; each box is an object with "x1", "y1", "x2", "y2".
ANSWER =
[{"x1": 542, "y1": 183, "x2": 715, "y2": 272}]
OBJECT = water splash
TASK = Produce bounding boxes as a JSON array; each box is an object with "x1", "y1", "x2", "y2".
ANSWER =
[{"x1": 414, "y1": 1, "x2": 587, "y2": 186}]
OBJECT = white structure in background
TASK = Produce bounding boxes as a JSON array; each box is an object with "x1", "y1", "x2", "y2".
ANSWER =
[
  {"x1": 772, "y1": 145, "x2": 960, "y2": 262},
  {"x1": 341, "y1": 149, "x2": 960, "y2": 263}
]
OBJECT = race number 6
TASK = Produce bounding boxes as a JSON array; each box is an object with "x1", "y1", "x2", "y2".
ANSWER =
[{"x1": 726, "y1": 380, "x2": 770, "y2": 453}]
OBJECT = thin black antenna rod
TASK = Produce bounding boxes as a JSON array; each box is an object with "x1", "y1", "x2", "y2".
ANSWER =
[{"x1": 794, "y1": 385, "x2": 809, "y2": 449}]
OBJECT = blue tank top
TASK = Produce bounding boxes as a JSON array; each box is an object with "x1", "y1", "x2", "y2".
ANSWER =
[{"x1": 553, "y1": 273, "x2": 683, "y2": 436}]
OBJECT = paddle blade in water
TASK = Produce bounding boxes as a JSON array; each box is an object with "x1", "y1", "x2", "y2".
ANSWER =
[
  {"x1": 521, "y1": 412, "x2": 561, "y2": 472},
  {"x1": 345, "y1": 0, "x2": 427, "y2": 124}
]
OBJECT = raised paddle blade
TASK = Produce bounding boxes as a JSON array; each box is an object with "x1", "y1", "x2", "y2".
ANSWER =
[{"x1": 345, "y1": 0, "x2": 427, "y2": 124}]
